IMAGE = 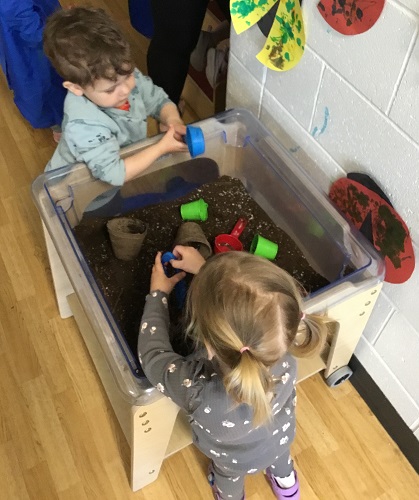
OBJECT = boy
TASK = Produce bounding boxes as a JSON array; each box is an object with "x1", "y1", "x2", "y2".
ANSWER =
[{"x1": 43, "y1": 6, "x2": 188, "y2": 187}]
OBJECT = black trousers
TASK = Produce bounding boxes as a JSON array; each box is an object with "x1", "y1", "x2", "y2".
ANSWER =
[{"x1": 147, "y1": 0, "x2": 230, "y2": 105}]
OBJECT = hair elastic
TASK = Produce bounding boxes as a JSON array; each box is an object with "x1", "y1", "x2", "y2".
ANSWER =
[
  {"x1": 240, "y1": 346, "x2": 250, "y2": 354},
  {"x1": 301, "y1": 312, "x2": 306, "y2": 321}
]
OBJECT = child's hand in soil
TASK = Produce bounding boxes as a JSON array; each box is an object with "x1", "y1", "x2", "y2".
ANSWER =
[
  {"x1": 150, "y1": 252, "x2": 186, "y2": 295},
  {"x1": 157, "y1": 125, "x2": 188, "y2": 154},
  {"x1": 171, "y1": 245, "x2": 206, "y2": 275}
]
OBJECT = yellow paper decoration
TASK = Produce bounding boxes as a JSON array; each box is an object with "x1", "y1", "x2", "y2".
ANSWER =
[
  {"x1": 230, "y1": 0, "x2": 279, "y2": 35},
  {"x1": 256, "y1": 0, "x2": 305, "y2": 71},
  {"x1": 231, "y1": 0, "x2": 305, "y2": 71}
]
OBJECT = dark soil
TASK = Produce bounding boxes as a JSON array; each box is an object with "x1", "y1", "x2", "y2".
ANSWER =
[
  {"x1": 73, "y1": 175, "x2": 331, "y2": 375},
  {"x1": 127, "y1": 221, "x2": 147, "y2": 234}
]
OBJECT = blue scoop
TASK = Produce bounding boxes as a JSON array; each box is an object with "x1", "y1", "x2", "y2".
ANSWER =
[
  {"x1": 186, "y1": 125, "x2": 205, "y2": 157},
  {"x1": 161, "y1": 252, "x2": 187, "y2": 309}
]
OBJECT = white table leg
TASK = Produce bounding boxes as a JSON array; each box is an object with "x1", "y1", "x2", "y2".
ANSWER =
[
  {"x1": 43, "y1": 223, "x2": 74, "y2": 318},
  {"x1": 324, "y1": 283, "x2": 383, "y2": 378},
  {"x1": 131, "y1": 398, "x2": 181, "y2": 491}
]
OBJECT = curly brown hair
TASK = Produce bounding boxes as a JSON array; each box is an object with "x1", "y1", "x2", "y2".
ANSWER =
[{"x1": 43, "y1": 7, "x2": 134, "y2": 87}]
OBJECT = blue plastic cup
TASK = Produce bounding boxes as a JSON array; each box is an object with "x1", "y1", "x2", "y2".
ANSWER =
[{"x1": 186, "y1": 125, "x2": 205, "y2": 157}]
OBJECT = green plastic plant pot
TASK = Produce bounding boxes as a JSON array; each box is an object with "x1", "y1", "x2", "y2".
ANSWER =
[
  {"x1": 250, "y1": 234, "x2": 278, "y2": 260},
  {"x1": 180, "y1": 198, "x2": 208, "y2": 221}
]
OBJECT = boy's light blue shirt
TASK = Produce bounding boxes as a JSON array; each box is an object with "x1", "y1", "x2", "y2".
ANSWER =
[{"x1": 45, "y1": 68, "x2": 171, "y2": 186}]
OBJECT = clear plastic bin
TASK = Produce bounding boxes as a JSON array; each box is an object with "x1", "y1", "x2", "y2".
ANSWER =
[{"x1": 32, "y1": 108, "x2": 384, "y2": 405}]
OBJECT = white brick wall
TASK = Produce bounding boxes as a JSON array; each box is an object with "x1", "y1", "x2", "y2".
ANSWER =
[
  {"x1": 304, "y1": 1, "x2": 417, "y2": 112},
  {"x1": 227, "y1": 0, "x2": 419, "y2": 438},
  {"x1": 390, "y1": 36, "x2": 419, "y2": 142}
]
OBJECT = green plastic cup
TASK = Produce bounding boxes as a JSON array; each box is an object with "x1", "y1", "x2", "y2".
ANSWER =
[
  {"x1": 250, "y1": 234, "x2": 278, "y2": 260},
  {"x1": 180, "y1": 198, "x2": 208, "y2": 221}
]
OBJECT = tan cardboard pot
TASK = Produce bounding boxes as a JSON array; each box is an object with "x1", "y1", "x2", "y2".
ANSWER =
[
  {"x1": 174, "y1": 222, "x2": 212, "y2": 259},
  {"x1": 107, "y1": 217, "x2": 147, "y2": 261}
]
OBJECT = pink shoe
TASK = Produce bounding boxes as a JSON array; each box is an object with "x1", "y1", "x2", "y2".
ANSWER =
[{"x1": 265, "y1": 468, "x2": 300, "y2": 500}]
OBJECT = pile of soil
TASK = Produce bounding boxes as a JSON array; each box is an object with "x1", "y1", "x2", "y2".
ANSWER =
[{"x1": 73, "y1": 176, "x2": 330, "y2": 374}]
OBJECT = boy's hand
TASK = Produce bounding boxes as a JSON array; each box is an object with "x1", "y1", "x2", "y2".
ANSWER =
[
  {"x1": 171, "y1": 245, "x2": 206, "y2": 275},
  {"x1": 158, "y1": 125, "x2": 188, "y2": 154},
  {"x1": 124, "y1": 125, "x2": 186, "y2": 182},
  {"x1": 150, "y1": 252, "x2": 186, "y2": 295},
  {"x1": 159, "y1": 102, "x2": 187, "y2": 140},
  {"x1": 160, "y1": 120, "x2": 186, "y2": 141}
]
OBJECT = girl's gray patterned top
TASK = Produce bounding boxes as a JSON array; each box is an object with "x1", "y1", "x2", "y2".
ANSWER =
[{"x1": 138, "y1": 291, "x2": 297, "y2": 473}]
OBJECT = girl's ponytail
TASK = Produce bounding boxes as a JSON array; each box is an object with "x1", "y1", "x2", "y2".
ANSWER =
[
  {"x1": 289, "y1": 313, "x2": 328, "y2": 358},
  {"x1": 223, "y1": 350, "x2": 273, "y2": 426}
]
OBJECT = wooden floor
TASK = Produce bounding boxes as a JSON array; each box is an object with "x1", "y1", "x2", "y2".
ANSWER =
[{"x1": 0, "y1": 1, "x2": 418, "y2": 499}]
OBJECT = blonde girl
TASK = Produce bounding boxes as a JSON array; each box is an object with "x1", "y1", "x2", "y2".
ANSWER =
[{"x1": 138, "y1": 247, "x2": 328, "y2": 500}]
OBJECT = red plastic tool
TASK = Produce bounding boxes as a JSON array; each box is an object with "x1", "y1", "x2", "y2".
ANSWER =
[{"x1": 214, "y1": 218, "x2": 247, "y2": 254}]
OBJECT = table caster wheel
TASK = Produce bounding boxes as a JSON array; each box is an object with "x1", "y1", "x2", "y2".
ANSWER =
[{"x1": 325, "y1": 366, "x2": 353, "y2": 387}]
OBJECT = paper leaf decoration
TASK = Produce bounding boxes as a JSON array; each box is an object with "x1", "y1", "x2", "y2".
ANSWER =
[
  {"x1": 230, "y1": 0, "x2": 305, "y2": 71},
  {"x1": 230, "y1": 0, "x2": 279, "y2": 35},
  {"x1": 329, "y1": 177, "x2": 415, "y2": 284},
  {"x1": 317, "y1": 0, "x2": 385, "y2": 36},
  {"x1": 256, "y1": 0, "x2": 305, "y2": 71}
]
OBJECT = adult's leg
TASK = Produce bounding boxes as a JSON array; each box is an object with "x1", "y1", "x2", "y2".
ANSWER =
[
  {"x1": 189, "y1": 0, "x2": 231, "y2": 74},
  {"x1": 148, "y1": 0, "x2": 209, "y2": 104},
  {"x1": 214, "y1": 0, "x2": 231, "y2": 21}
]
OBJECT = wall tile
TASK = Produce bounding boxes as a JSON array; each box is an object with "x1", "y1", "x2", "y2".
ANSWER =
[
  {"x1": 382, "y1": 253, "x2": 419, "y2": 331},
  {"x1": 390, "y1": 35, "x2": 419, "y2": 143},
  {"x1": 362, "y1": 294, "x2": 394, "y2": 344},
  {"x1": 226, "y1": 55, "x2": 263, "y2": 117},
  {"x1": 374, "y1": 312, "x2": 419, "y2": 403},
  {"x1": 264, "y1": 48, "x2": 323, "y2": 129},
  {"x1": 355, "y1": 336, "x2": 419, "y2": 426},
  {"x1": 396, "y1": 0, "x2": 419, "y2": 14},
  {"x1": 259, "y1": 91, "x2": 344, "y2": 193},
  {"x1": 303, "y1": 0, "x2": 416, "y2": 111},
  {"x1": 229, "y1": 24, "x2": 266, "y2": 81},
  {"x1": 312, "y1": 68, "x2": 419, "y2": 242}
]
